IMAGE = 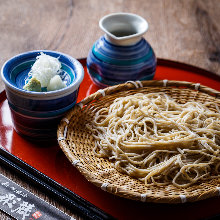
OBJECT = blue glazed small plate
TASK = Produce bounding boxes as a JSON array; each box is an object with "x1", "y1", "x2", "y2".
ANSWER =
[{"x1": 1, "y1": 50, "x2": 84, "y2": 142}]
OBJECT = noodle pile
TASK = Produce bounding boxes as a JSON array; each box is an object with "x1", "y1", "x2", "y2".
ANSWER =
[{"x1": 86, "y1": 93, "x2": 220, "y2": 187}]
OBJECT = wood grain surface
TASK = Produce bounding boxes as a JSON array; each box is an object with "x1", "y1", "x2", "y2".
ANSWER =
[
  {"x1": 0, "y1": 0, "x2": 219, "y2": 219},
  {"x1": 0, "y1": 0, "x2": 220, "y2": 92}
]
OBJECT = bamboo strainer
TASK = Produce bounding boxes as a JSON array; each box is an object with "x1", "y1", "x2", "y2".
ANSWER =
[{"x1": 57, "y1": 80, "x2": 220, "y2": 203}]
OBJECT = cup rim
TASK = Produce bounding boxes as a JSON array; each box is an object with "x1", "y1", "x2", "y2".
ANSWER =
[
  {"x1": 1, "y1": 50, "x2": 84, "y2": 98},
  {"x1": 99, "y1": 12, "x2": 148, "y2": 41}
]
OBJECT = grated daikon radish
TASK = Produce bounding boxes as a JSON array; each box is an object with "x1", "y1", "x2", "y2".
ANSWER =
[
  {"x1": 29, "y1": 52, "x2": 62, "y2": 87},
  {"x1": 47, "y1": 75, "x2": 66, "y2": 91}
]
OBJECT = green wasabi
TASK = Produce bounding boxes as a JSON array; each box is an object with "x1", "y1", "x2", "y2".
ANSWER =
[{"x1": 23, "y1": 77, "x2": 42, "y2": 92}]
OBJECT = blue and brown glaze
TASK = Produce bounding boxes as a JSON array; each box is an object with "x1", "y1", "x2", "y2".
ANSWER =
[{"x1": 87, "y1": 36, "x2": 157, "y2": 88}]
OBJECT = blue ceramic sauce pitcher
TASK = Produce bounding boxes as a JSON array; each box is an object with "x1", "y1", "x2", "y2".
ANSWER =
[{"x1": 87, "y1": 13, "x2": 157, "y2": 88}]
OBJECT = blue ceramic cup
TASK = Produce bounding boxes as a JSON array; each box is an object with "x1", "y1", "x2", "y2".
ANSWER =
[{"x1": 1, "y1": 50, "x2": 84, "y2": 142}]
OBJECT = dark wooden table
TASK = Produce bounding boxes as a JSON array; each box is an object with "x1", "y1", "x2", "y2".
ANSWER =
[{"x1": 0, "y1": 0, "x2": 220, "y2": 219}]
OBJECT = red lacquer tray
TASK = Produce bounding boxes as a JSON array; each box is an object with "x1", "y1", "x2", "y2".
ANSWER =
[{"x1": 1, "y1": 58, "x2": 220, "y2": 220}]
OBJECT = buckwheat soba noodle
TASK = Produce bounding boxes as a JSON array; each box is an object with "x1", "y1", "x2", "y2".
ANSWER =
[{"x1": 86, "y1": 93, "x2": 220, "y2": 187}]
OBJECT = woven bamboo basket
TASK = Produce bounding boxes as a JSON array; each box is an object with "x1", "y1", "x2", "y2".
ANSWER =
[{"x1": 57, "y1": 80, "x2": 220, "y2": 203}]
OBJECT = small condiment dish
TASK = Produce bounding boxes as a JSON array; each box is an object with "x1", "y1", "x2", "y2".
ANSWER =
[{"x1": 1, "y1": 50, "x2": 84, "y2": 142}]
